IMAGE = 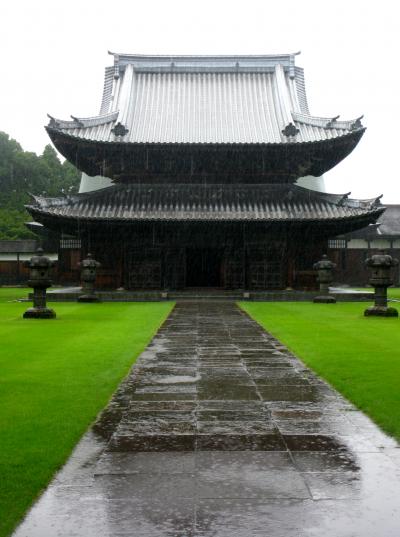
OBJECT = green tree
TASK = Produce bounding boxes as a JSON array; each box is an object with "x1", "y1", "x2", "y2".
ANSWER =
[{"x1": 0, "y1": 132, "x2": 81, "y2": 239}]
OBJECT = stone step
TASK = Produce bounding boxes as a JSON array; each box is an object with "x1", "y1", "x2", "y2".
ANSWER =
[{"x1": 41, "y1": 289, "x2": 373, "y2": 302}]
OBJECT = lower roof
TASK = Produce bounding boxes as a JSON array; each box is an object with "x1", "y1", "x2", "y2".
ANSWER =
[{"x1": 26, "y1": 183, "x2": 384, "y2": 224}]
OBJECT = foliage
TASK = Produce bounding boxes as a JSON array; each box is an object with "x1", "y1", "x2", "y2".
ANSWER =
[
  {"x1": 242, "y1": 301, "x2": 400, "y2": 441},
  {"x1": 0, "y1": 131, "x2": 81, "y2": 239},
  {"x1": 0, "y1": 294, "x2": 174, "y2": 537},
  {"x1": 0, "y1": 208, "x2": 34, "y2": 240}
]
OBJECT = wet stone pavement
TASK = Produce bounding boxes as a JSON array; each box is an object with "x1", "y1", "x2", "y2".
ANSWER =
[{"x1": 14, "y1": 302, "x2": 400, "y2": 536}]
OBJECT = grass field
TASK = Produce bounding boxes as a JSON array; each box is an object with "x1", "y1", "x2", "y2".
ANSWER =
[
  {"x1": 241, "y1": 301, "x2": 400, "y2": 443},
  {"x1": 0, "y1": 289, "x2": 173, "y2": 537},
  {"x1": 387, "y1": 287, "x2": 400, "y2": 299},
  {"x1": 0, "y1": 287, "x2": 31, "y2": 302},
  {"x1": 385, "y1": 287, "x2": 400, "y2": 299}
]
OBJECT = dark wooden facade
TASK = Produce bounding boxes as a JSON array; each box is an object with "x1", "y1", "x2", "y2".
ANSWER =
[
  {"x1": 53, "y1": 221, "x2": 344, "y2": 290},
  {"x1": 27, "y1": 180, "x2": 385, "y2": 292}
]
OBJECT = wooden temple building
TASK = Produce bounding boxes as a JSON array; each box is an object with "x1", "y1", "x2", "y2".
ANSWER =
[{"x1": 26, "y1": 53, "x2": 385, "y2": 290}]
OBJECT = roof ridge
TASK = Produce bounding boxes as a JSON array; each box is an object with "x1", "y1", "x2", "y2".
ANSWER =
[
  {"x1": 108, "y1": 52, "x2": 301, "y2": 60},
  {"x1": 109, "y1": 52, "x2": 300, "y2": 78}
]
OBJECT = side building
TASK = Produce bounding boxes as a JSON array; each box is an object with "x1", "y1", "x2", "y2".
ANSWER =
[
  {"x1": 0, "y1": 240, "x2": 58, "y2": 285},
  {"x1": 26, "y1": 53, "x2": 384, "y2": 290},
  {"x1": 329, "y1": 205, "x2": 400, "y2": 286}
]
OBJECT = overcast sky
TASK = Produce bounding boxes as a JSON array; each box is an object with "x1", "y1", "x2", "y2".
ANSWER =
[{"x1": 1, "y1": 0, "x2": 399, "y2": 201}]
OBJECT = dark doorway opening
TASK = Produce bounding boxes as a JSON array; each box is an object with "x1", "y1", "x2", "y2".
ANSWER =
[{"x1": 186, "y1": 248, "x2": 223, "y2": 287}]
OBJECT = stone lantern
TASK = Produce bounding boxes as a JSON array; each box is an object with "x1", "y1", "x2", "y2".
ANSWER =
[
  {"x1": 77, "y1": 253, "x2": 101, "y2": 302},
  {"x1": 364, "y1": 253, "x2": 398, "y2": 317},
  {"x1": 313, "y1": 255, "x2": 336, "y2": 303},
  {"x1": 23, "y1": 248, "x2": 56, "y2": 319}
]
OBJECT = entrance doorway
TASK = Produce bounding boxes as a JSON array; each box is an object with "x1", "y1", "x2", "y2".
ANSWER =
[{"x1": 186, "y1": 248, "x2": 223, "y2": 287}]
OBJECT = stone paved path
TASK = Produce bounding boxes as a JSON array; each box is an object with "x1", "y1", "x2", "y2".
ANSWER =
[{"x1": 14, "y1": 302, "x2": 400, "y2": 536}]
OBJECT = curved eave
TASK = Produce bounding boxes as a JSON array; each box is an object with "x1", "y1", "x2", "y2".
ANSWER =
[
  {"x1": 45, "y1": 126, "x2": 365, "y2": 182},
  {"x1": 26, "y1": 205, "x2": 384, "y2": 226},
  {"x1": 45, "y1": 125, "x2": 365, "y2": 148}
]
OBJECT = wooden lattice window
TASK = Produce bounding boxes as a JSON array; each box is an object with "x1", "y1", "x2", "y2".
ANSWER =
[
  {"x1": 60, "y1": 239, "x2": 82, "y2": 249},
  {"x1": 328, "y1": 239, "x2": 347, "y2": 249}
]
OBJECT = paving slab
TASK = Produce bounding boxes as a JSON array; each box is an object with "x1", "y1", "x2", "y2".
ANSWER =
[{"x1": 13, "y1": 301, "x2": 400, "y2": 537}]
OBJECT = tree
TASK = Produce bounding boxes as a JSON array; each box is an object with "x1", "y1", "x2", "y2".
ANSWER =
[{"x1": 0, "y1": 131, "x2": 81, "y2": 239}]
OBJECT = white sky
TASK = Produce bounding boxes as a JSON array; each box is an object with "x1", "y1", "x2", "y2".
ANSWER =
[{"x1": 1, "y1": 0, "x2": 399, "y2": 201}]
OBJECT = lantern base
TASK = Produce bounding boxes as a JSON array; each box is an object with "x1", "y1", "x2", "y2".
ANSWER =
[
  {"x1": 23, "y1": 307, "x2": 56, "y2": 319},
  {"x1": 364, "y1": 306, "x2": 398, "y2": 317},
  {"x1": 77, "y1": 294, "x2": 100, "y2": 303},
  {"x1": 313, "y1": 295, "x2": 336, "y2": 304}
]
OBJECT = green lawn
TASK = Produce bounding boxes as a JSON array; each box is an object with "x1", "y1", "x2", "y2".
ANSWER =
[
  {"x1": 241, "y1": 301, "x2": 400, "y2": 441},
  {"x1": 0, "y1": 287, "x2": 30, "y2": 302},
  {"x1": 0, "y1": 290, "x2": 173, "y2": 537},
  {"x1": 386, "y1": 287, "x2": 400, "y2": 299}
]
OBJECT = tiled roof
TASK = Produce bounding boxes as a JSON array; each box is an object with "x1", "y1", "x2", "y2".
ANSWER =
[
  {"x1": 47, "y1": 54, "x2": 364, "y2": 146},
  {"x1": 27, "y1": 184, "x2": 384, "y2": 223}
]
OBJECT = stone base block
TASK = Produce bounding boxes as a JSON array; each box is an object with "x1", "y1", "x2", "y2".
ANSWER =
[
  {"x1": 364, "y1": 306, "x2": 398, "y2": 317},
  {"x1": 77, "y1": 295, "x2": 100, "y2": 303},
  {"x1": 313, "y1": 295, "x2": 336, "y2": 304},
  {"x1": 23, "y1": 307, "x2": 56, "y2": 319}
]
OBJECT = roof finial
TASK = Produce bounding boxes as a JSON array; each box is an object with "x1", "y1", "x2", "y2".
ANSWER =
[
  {"x1": 326, "y1": 115, "x2": 340, "y2": 128},
  {"x1": 337, "y1": 192, "x2": 351, "y2": 206},
  {"x1": 371, "y1": 194, "x2": 383, "y2": 208},
  {"x1": 47, "y1": 114, "x2": 60, "y2": 129},
  {"x1": 70, "y1": 115, "x2": 84, "y2": 128},
  {"x1": 351, "y1": 115, "x2": 364, "y2": 130}
]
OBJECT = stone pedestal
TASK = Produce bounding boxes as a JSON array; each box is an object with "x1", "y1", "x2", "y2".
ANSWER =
[
  {"x1": 23, "y1": 249, "x2": 56, "y2": 319},
  {"x1": 24, "y1": 305, "x2": 56, "y2": 319},
  {"x1": 364, "y1": 305, "x2": 398, "y2": 317},
  {"x1": 313, "y1": 255, "x2": 336, "y2": 304},
  {"x1": 364, "y1": 253, "x2": 399, "y2": 317}
]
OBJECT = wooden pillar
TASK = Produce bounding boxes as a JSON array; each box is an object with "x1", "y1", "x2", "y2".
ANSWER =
[
  {"x1": 16, "y1": 252, "x2": 20, "y2": 283},
  {"x1": 287, "y1": 255, "x2": 294, "y2": 289},
  {"x1": 243, "y1": 223, "x2": 247, "y2": 289}
]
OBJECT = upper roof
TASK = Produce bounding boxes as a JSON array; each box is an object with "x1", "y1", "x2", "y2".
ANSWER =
[{"x1": 47, "y1": 53, "x2": 364, "y2": 146}]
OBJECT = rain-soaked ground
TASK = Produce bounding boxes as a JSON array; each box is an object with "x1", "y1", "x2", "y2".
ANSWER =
[{"x1": 14, "y1": 302, "x2": 400, "y2": 536}]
